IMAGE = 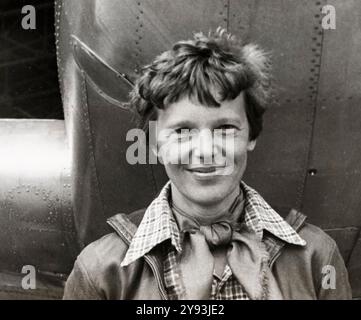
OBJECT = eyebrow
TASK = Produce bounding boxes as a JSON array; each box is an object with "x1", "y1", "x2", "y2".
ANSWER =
[
  {"x1": 166, "y1": 120, "x2": 197, "y2": 128},
  {"x1": 166, "y1": 117, "x2": 243, "y2": 129},
  {"x1": 212, "y1": 117, "x2": 243, "y2": 127}
]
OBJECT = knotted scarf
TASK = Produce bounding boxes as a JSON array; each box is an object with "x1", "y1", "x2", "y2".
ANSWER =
[{"x1": 171, "y1": 192, "x2": 283, "y2": 300}]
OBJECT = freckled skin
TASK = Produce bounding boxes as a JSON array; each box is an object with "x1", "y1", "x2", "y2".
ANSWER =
[{"x1": 156, "y1": 92, "x2": 256, "y2": 219}]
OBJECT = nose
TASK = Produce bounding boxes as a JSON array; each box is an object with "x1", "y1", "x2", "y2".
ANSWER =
[{"x1": 192, "y1": 129, "x2": 215, "y2": 164}]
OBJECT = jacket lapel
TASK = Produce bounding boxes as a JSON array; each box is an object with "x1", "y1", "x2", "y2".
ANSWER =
[{"x1": 107, "y1": 210, "x2": 168, "y2": 300}]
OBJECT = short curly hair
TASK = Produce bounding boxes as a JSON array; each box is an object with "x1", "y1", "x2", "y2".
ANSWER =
[{"x1": 128, "y1": 27, "x2": 272, "y2": 141}]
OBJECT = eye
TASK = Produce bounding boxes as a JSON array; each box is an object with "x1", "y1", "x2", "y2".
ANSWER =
[
  {"x1": 215, "y1": 125, "x2": 239, "y2": 135},
  {"x1": 173, "y1": 127, "x2": 194, "y2": 140},
  {"x1": 174, "y1": 127, "x2": 190, "y2": 134}
]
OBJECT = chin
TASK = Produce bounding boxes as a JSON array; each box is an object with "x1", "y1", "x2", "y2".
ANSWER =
[{"x1": 186, "y1": 186, "x2": 230, "y2": 206}]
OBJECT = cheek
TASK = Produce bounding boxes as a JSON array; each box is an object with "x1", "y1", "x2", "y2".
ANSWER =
[
  {"x1": 158, "y1": 139, "x2": 193, "y2": 165},
  {"x1": 235, "y1": 151, "x2": 248, "y2": 169},
  {"x1": 163, "y1": 164, "x2": 186, "y2": 187},
  {"x1": 221, "y1": 140, "x2": 249, "y2": 177},
  {"x1": 222, "y1": 137, "x2": 248, "y2": 161}
]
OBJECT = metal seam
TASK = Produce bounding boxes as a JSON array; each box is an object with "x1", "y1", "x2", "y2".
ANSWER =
[
  {"x1": 134, "y1": 0, "x2": 143, "y2": 73},
  {"x1": 80, "y1": 74, "x2": 107, "y2": 227},
  {"x1": 296, "y1": 0, "x2": 326, "y2": 210},
  {"x1": 226, "y1": 0, "x2": 230, "y2": 31},
  {"x1": 134, "y1": 0, "x2": 158, "y2": 195}
]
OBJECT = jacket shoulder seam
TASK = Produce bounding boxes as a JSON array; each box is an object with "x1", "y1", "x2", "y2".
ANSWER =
[{"x1": 77, "y1": 253, "x2": 104, "y2": 298}]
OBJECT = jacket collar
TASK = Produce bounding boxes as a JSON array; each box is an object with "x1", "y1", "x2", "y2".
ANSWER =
[{"x1": 119, "y1": 181, "x2": 306, "y2": 267}]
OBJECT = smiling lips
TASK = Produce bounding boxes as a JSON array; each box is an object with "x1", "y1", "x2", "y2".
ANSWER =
[{"x1": 186, "y1": 166, "x2": 225, "y2": 174}]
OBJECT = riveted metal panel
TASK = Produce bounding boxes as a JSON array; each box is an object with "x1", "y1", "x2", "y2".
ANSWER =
[
  {"x1": 229, "y1": 0, "x2": 323, "y2": 213},
  {"x1": 0, "y1": 120, "x2": 77, "y2": 275},
  {"x1": 299, "y1": 0, "x2": 361, "y2": 297},
  {"x1": 302, "y1": 0, "x2": 361, "y2": 226}
]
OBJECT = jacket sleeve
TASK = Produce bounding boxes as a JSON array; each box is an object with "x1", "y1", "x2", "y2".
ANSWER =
[
  {"x1": 63, "y1": 257, "x2": 103, "y2": 300},
  {"x1": 317, "y1": 242, "x2": 352, "y2": 300}
]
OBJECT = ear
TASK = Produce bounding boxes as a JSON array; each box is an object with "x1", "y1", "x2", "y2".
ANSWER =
[{"x1": 247, "y1": 139, "x2": 257, "y2": 151}]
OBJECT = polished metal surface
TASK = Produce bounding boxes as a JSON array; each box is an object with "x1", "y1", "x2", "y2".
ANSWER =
[{"x1": 0, "y1": 120, "x2": 77, "y2": 298}]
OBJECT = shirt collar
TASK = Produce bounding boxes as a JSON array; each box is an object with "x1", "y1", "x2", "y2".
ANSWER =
[
  {"x1": 121, "y1": 181, "x2": 179, "y2": 267},
  {"x1": 240, "y1": 181, "x2": 306, "y2": 246},
  {"x1": 121, "y1": 181, "x2": 306, "y2": 266}
]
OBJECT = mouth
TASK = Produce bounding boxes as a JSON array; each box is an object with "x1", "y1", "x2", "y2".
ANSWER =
[
  {"x1": 186, "y1": 166, "x2": 226, "y2": 178},
  {"x1": 187, "y1": 166, "x2": 217, "y2": 173}
]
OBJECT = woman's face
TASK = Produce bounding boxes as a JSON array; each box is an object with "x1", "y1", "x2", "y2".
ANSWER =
[{"x1": 155, "y1": 92, "x2": 256, "y2": 208}]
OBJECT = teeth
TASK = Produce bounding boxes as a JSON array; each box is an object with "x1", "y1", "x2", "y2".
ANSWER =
[{"x1": 191, "y1": 167, "x2": 216, "y2": 173}]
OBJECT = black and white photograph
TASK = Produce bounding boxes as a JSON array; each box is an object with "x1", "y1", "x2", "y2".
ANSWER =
[{"x1": 0, "y1": 0, "x2": 360, "y2": 303}]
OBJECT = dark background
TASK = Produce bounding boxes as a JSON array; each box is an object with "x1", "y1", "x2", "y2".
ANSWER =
[{"x1": 0, "y1": 0, "x2": 63, "y2": 119}]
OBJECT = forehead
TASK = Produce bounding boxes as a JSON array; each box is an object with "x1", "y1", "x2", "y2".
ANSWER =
[{"x1": 157, "y1": 92, "x2": 248, "y2": 127}]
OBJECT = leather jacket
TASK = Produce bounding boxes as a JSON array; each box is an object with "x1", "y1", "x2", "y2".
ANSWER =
[{"x1": 63, "y1": 208, "x2": 352, "y2": 300}]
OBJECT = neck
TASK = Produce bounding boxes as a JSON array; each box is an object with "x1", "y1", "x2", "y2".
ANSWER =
[{"x1": 170, "y1": 183, "x2": 241, "y2": 223}]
